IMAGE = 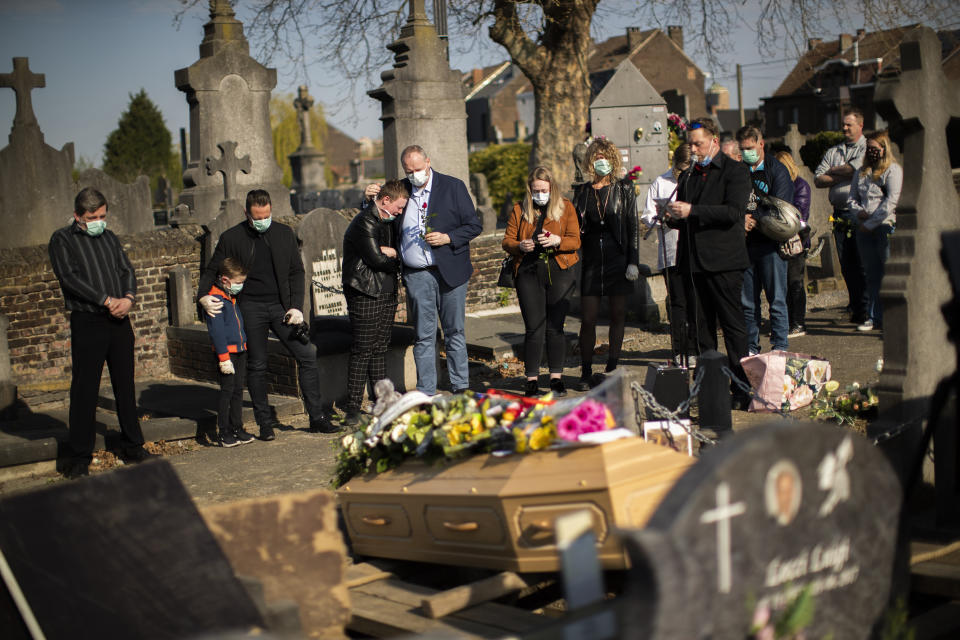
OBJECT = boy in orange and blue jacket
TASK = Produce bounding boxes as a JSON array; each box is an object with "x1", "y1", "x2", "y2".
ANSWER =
[{"x1": 205, "y1": 257, "x2": 255, "y2": 447}]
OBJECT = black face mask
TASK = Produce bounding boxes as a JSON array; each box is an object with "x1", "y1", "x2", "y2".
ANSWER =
[{"x1": 866, "y1": 148, "x2": 882, "y2": 162}]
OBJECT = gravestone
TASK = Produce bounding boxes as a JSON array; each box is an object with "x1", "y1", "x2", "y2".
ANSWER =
[
  {"x1": 469, "y1": 172, "x2": 497, "y2": 232},
  {"x1": 369, "y1": 0, "x2": 470, "y2": 191},
  {"x1": 73, "y1": 169, "x2": 154, "y2": 235},
  {"x1": 784, "y1": 123, "x2": 840, "y2": 284},
  {"x1": 0, "y1": 57, "x2": 74, "y2": 249},
  {"x1": 296, "y1": 207, "x2": 353, "y2": 320},
  {"x1": 289, "y1": 85, "x2": 327, "y2": 214},
  {"x1": 873, "y1": 27, "x2": 960, "y2": 422},
  {"x1": 619, "y1": 422, "x2": 902, "y2": 639},
  {"x1": 173, "y1": 0, "x2": 293, "y2": 226},
  {"x1": 0, "y1": 461, "x2": 265, "y2": 638},
  {"x1": 201, "y1": 139, "x2": 251, "y2": 262}
]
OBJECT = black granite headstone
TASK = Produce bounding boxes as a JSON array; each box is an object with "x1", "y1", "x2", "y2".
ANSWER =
[
  {"x1": 619, "y1": 422, "x2": 902, "y2": 639},
  {"x1": 0, "y1": 461, "x2": 264, "y2": 639}
]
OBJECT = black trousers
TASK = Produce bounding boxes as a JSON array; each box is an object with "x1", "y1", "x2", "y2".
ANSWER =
[
  {"x1": 68, "y1": 312, "x2": 145, "y2": 462},
  {"x1": 683, "y1": 269, "x2": 749, "y2": 385},
  {"x1": 665, "y1": 266, "x2": 703, "y2": 359},
  {"x1": 345, "y1": 288, "x2": 398, "y2": 413},
  {"x1": 240, "y1": 301, "x2": 323, "y2": 427},
  {"x1": 516, "y1": 260, "x2": 576, "y2": 376},
  {"x1": 833, "y1": 224, "x2": 868, "y2": 320},
  {"x1": 217, "y1": 351, "x2": 247, "y2": 435},
  {"x1": 786, "y1": 251, "x2": 807, "y2": 328}
]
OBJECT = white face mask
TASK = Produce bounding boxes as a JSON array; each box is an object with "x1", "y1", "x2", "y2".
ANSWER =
[
  {"x1": 83, "y1": 219, "x2": 107, "y2": 237},
  {"x1": 378, "y1": 208, "x2": 397, "y2": 222},
  {"x1": 406, "y1": 169, "x2": 429, "y2": 188},
  {"x1": 593, "y1": 159, "x2": 612, "y2": 176},
  {"x1": 532, "y1": 192, "x2": 550, "y2": 206}
]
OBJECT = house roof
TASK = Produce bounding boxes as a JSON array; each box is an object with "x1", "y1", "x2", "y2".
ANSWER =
[{"x1": 772, "y1": 25, "x2": 960, "y2": 97}]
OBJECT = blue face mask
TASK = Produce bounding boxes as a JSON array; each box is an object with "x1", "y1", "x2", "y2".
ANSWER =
[
  {"x1": 228, "y1": 282, "x2": 244, "y2": 295},
  {"x1": 84, "y1": 219, "x2": 106, "y2": 237},
  {"x1": 250, "y1": 216, "x2": 272, "y2": 233},
  {"x1": 378, "y1": 208, "x2": 397, "y2": 222},
  {"x1": 741, "y1": 148, "x2": 760, "y2": 165},
  {"x1": 698, "y1": 154, "x2": 713, "y2": 167},
  {"x1": 593, "y1": 159, "x2": 612, "y2": 176}
]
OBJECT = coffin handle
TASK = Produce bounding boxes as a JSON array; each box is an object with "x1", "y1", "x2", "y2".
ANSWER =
[
  {"x1": 528, "y1": 520, "x2": 554, "y2": 534},
  {"x1": 361, "y1": 516, "x2": 391, "y2": 526},
  {"x1": 442, "y1": 521, "x2": 479, "y2": 532}
]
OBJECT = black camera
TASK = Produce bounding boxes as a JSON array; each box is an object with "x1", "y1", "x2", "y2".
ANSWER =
[{"x1": 289, "y1": 322, "x2": 311, "y2": 345}]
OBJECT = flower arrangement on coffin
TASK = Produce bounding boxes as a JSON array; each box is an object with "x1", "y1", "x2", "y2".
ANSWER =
[
  {"x1": 811, "y1": 380, "x2": 879, "y2": 425},
  {"x1": 333, "y1": 391, "x2": 617, "y2": 487}
]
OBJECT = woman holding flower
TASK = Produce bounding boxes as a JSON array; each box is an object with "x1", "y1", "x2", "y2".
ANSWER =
[
  {"x1": 502, "y1": 166, "x2": 581, "y2": 397},
  {"x1": 847, "y1": 130, "x2": 902, "y2": 332},
  {"x1": 572, "y1": 137, "x2": 640, "y2": 390}
]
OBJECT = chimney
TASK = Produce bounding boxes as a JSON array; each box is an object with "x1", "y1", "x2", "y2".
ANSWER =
[
  {"x1": 807, "y1": 37, "x2": 823, "y2": 51},
  {"x1": 626, "y1": 26, "x2": 643, "y2": 51},
  {"x1": 839, "y1": 33, "x2": 853, "y2": 51},
  {"x1": 471, "y1": 68, "x2": 483, "y2": 86},
  {"x1": 667, "y1": 25, "x2": 684, "y2": 50},
  {"x1": 856, "y1": 28, "x2": 866, "y2": 39}
]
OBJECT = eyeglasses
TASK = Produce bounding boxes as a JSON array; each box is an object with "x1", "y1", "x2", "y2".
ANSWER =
[{"x1": 688, "y1": 122, "x2": 704, "y2": 130}]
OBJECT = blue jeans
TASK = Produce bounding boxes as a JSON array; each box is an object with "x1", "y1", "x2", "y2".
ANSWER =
[
  {"x1": 856, "y1": 224, "x2": 891, "y2": 329},
  {"x1": 742, "y1": 244, "x2": 789, "y2": 352},
  {"x1": 403, "y1": 268, "x2": 469, "y2": 394}
]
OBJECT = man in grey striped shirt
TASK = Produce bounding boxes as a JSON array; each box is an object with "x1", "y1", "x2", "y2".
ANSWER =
[{"x1": 49, "y1": 188, "x2": 154, "y2": 478}]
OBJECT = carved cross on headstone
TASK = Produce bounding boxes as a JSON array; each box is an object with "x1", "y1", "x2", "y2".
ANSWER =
[
  {"x1": 699, "y1": 482, "x2": 746, "y2": 594},
  {"x1": 0, "y1": 57, "x2": 45, "y2": 129},
  {"x1": 205, "y1": 141, "x2": 251, "y2": 203},
  {"x1": 872, "y1": 27, "x2": 960, "y2": 416},
  {"x1": 293, "y1": 85, "x2": 314, "y2": 149}
]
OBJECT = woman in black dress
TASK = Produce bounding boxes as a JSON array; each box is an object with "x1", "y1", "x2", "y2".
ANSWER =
[{"x1": 572, "y1": 137, "x2": 640, "y2": 390}]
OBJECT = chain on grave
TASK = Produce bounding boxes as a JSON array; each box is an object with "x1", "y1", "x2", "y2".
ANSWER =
[
  {"x1": 311, "y1": 277, "x2": 345, "y2": 296},
  {"x1": 630, "y1": 366, "x2": 717, "y2": 447}
]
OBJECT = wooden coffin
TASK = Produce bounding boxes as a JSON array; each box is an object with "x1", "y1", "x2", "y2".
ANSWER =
[{"x1": 337, "y1": 437, "x2": 695, "y2": 572}]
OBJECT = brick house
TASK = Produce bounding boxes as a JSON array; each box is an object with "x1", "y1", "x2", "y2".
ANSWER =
[
  {"x1": 463, "y1": 26, "x2": 708, "y2": 148},
  {"x1": 761, "y1": 25, "x2": 960, "y2": 138}
]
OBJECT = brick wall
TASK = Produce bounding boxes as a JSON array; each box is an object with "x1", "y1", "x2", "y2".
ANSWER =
[
  {"x1": 1, "y1": 227, "x2": 201, "y2": 393},
  {"x1": 467, "y1": 232, "x2": 508, "y2": 311}
]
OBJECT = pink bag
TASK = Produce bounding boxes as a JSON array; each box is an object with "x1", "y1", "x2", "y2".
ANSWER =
[{"x1": 739, "y1": 351, "x2": 831, "y2": 413}]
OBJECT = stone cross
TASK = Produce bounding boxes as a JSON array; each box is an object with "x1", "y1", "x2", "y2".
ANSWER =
[
  {"x1": 205, "y1": 141, "x2": 251, "y2": 203},
  {"x1": 293, "y1": 85, "x2": 314, "y2": 149},
  {"x1": 699, "y1": 482, "x2": 746, "y2": 594},
  {"x1": 873, "y1": 27, "x2": 960, "y2": 420},
  {"x1": 0, "y1": 57, "x2": 44, "y2": 129}
]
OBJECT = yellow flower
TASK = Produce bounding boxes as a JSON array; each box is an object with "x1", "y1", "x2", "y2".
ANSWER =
[
  {"x1": 824, "y1": 380, "x2": 840, "y2": 393},
  {"x1": 513, "y1": 428, "x2": 528, "y2": 453},
  {"x1": 529, "y1": 424, "x2": 557, "y2": 451}
]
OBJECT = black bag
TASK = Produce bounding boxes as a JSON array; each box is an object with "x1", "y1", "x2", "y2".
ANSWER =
[{"x1": 497, "y1": 214, "x2": 524, "y2": 288}]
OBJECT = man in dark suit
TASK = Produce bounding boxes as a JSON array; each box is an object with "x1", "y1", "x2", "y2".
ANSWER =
[
  {"x1": 666, "y1": 118, "x2": 753, "y2": 408},
  {"x1": 366, "y1": 145, "x2": 482, "y2": 395}
]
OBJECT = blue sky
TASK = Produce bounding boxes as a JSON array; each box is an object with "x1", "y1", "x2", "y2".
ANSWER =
[{"x1": 0, "y1": 0, "x2": 801, "y2": 164}]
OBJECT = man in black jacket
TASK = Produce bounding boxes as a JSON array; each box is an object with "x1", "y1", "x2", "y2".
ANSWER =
[
  {"x1": 666, "y1": 118, "x2": 753, "y2": 409},
  {"x1": 198, "y1": 189, "x2": 336, "y2": 439}
]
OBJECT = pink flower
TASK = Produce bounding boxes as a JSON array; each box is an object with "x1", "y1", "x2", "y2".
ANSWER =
[{"x1": 556, "y1": 400, "x2": 613, "y2": 441}]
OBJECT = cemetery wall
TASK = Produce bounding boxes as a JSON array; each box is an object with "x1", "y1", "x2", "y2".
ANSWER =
[
  {"x1": 0, "y1": 228, "x2": 201, "y2": 391},
  {"x1": 466, "y1": 233, "x2": 507, "y2": 311}
]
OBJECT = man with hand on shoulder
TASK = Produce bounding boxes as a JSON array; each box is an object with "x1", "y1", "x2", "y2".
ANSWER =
[{"x1": 197, "y1": 189, "x2": 337, "y2": 440}]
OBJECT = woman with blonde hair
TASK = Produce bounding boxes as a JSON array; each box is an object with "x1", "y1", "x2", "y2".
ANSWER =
[
  {"x1": 571, "y1": 137, "x2": 639, "y2": 390},
  {"x1": 847, "y1": 130, "x2": 901, "y2": 332},
  {"x1": 502, "y1": 166, "x2": 581, "y2": 396},
  {"x1": 775, "y1": 150, "x2": 812, "y2": 337}
]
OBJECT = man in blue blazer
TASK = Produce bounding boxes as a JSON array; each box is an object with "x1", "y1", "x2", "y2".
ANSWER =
[{"x1": 365, "y1": 145, "x2": 482, "y2": 395}]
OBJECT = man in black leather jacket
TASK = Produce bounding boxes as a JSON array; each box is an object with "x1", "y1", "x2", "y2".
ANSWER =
[
  {"x1": 197, "y1": 189, "x2": 337, "y2": 439},
  {"x1": 340, "y1": 180, "x2": 409, "y2": 423}
]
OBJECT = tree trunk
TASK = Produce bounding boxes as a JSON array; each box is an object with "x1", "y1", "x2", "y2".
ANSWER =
[{"x1": 489, "y1": 0, "x2": 596, "y2": 190}]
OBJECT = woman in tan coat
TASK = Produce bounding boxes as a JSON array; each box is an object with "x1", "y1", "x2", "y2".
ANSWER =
[{"x1": 502, "y1": 166, "x2": 581, "y2": 396}]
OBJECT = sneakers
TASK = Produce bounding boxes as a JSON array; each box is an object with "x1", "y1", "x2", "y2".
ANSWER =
[
  {"x1": 233, "y1": 427, "x2": 255, "y2": 444},
  {"x1": 219, "y1": 430, "x2": 240, "y2": 448},
  {"x1": 788, "y1": 325, "x2": 806, "y2": 338},
  {"x1": 258, "y1": 422, "x2": 277, "y2": 441},
  {"x1": 549, "y1": 378, "x2": 567, "y2": 397},
  {"x1": 857, "y1": 319, "x2": 875, "y2": 332},
  {"x1": 524, "y1": 379, "x2": 539, "y2": 397}
]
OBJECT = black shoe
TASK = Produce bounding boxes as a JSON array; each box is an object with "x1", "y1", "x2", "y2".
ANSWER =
[
  {"x1": 219, "y1": 430, "x2": 240, "y2": 448},
  {"x1": 574, "y1": 376, "x2": 591, "y2": 392},
  {"x1": 63, "y1": 461, "x2": 89, "y2": 479},
  {"x1": 122, "y1": 447, "x2": 157, "y2": 463},
  {"x1": 310, "y1": 414, "x2": 340, "y2": 434},
  {"x1": 258, "y1": 422, "x2": 277, "y2": 441},
  {"x1": 524, "y1": 380, "x2": 539, "y2": 397},
  {"x1": 452, "y1": 388, "x2": 470, "y2": 395},
  {"x1": 233, "y1": 427, "x2": 255, "y2": 444},
  {"x1": 549, "y1": 378, "x2": 567, "y2": 397}
]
